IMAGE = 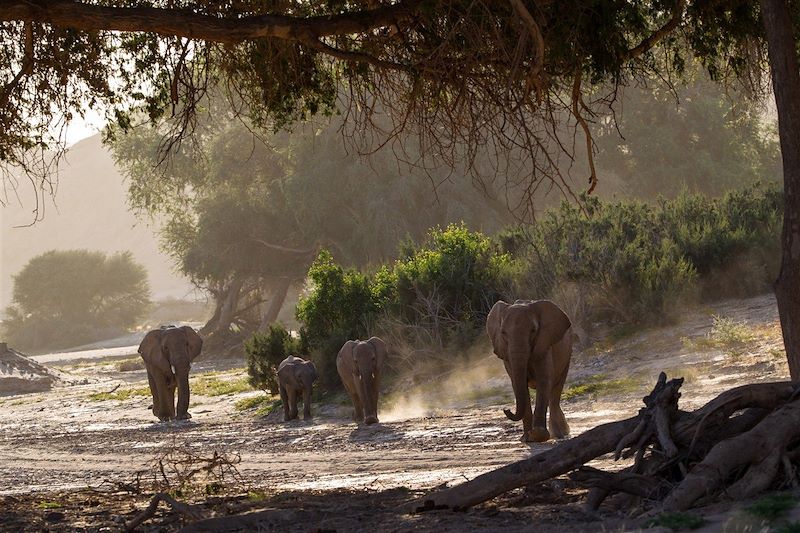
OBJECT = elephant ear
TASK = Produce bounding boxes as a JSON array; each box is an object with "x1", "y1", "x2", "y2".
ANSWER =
[
  {"x1": 487, "y1": 300, "x2": 510, "y2": 360},
  {"x1": 138, "y1": 330, "x2": 171, "y2": 375},
  {"x1": 529, "y1": 300, "x2": 572, "y2": 356},
  {"x1": 307, "y1": 361, "x2": 318, "y2": 381},
  {"x1": 367, "y1": 336, "x2": 387, "y2": 368},
  {"x1": 181, "y1": 326, "x2": 203, "y2": 361}
]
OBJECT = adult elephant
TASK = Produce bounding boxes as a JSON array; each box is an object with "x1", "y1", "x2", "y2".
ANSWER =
[
  {"x1": 138, "y1": 325, "x2": 203, "y2": 421},
  {"x1": 277, "y1": 355, "x2": 318, "y2": 421},
  {"x1": 487, "y1": 300, "x2": 573, "y2": 443},
  {"x1": 337, "y1": 337, "x2": 386, "y2": 425}
]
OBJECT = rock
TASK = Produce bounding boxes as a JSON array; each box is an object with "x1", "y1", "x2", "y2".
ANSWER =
[{"x1": 0, "y1": 343, "x2": 59, "y2": 395}]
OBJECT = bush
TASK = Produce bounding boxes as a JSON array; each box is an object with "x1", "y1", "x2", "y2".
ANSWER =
[
  {"x1": 244, "y1": 323, "x2": 302, "y2": 394},
  {"x1": 509, "y1": 183, "x2": 781, "y2": 326},
  {"x1": 515, "y1": 197, "x2": 697, "y2": 324},
  {"x1": 295, "y1": 224, "x2": 518, "y2": 386},
  {"x1": 391, "y1": 223, "x2": 517, "y2": 341}
]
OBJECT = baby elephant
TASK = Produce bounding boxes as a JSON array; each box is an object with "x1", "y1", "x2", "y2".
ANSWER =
[
  {"x1": 337, "y1": 337, "x2": 386, "y2": 425},
  {"x1": 277, "y1": 355, "x2": 318, "y2": 421}
]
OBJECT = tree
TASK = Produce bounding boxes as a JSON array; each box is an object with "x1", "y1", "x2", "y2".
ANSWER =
[
  {"x1": 2, "y1": 249, "x2": 151, "y2": 350},
  {"x1": 112, "y1": 107, "x2": 512, "y2": 338}
]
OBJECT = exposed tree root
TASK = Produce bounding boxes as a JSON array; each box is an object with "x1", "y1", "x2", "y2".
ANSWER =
[
  {"x1": 417, "y1": 375, "x2": 800, "y2": 516},
  {"x1": 125, "y1": 492, "x2": 204, "y2": 531}
]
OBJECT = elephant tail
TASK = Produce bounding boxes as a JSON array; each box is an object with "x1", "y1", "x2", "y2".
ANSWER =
[{"x1": 503, "y1": 408, "x2": 523, "y2": 421}]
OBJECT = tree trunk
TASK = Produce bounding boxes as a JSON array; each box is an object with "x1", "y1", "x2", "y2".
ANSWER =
[
  {"x1": 200, "y1": 295, "x2": 223, "y2": 335},
  {"x1": 215, "y1": 277, "x2": 244, "y2": 335},
  {"x1": 258, "y1": 278, "x2": 291, "y2": 331},
  {"x1": 761, "y1": 0, "x2": 800, "y2": 381}
]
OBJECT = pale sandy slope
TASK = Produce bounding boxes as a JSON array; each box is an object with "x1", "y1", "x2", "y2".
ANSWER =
[{"x1": 0, "y1": 134, "x2": 194, "y2": 309}]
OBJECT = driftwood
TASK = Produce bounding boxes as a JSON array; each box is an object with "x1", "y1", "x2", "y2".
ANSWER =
[
  {"x1": 418, "y1": 374, "x2": 800, "y2": 514},
  {"x1": 125, "y1": 492, "x2": 204, "y2": 531}
]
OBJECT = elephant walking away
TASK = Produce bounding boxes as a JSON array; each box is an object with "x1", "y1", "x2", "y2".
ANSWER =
[
  {"x1": 277, "y1": 355, "x2": 318, "y2": 421},
  {"x1": 138, "y1": 325, "x2": 203, "y2": 421},
  {"x1": 487, "y1": 300, "x2": 573, "y2": 443},
  {"x1": 336, "y1": 337, "x2": 386, "y2": 425}
]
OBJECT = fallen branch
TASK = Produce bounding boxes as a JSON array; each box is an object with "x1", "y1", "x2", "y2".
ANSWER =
[
  {"x1": 418, "y1": 377, "x2": 800, "y2": 512},
  {"x1": 125, "y1": 492, "x2": 204, "y2": 532},
  {"x1": 416, "y1": 415, "x2": 641, "y2": 511},
  {"x1": 665, "y1": 398, "x2": 800, "y2": 510}
]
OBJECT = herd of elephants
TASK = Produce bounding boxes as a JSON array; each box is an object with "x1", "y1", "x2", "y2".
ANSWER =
[{"x1": 137, "y1": 299, "x2": 574, "y2": 443}]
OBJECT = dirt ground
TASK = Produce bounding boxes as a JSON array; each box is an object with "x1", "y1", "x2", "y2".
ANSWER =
[{"x1": 0, "y1": 294, "x2": 790, "y2": 532}]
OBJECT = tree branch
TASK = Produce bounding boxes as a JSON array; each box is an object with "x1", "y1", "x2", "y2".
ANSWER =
[
  {"x1": 0, "y1": 0, "x2": 423, "y2": 45},
  {"x1": 623, "y1": 0, "x2": 687, "y2": 61},
  {"x1": 508, "y1": 0, "x2": 546, "y2": 99},
  {"x1": 0, "y1": 21, "x2": 34, "y2": 109},
  {"x1": 571, "y1": 72, "x2": 597, "y2": 194}
]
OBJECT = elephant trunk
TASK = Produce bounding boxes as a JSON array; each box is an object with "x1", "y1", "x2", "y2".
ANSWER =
[
  {"x1": 175, "y1": 367, "x2": 191, "y2": 419},
  {"x1": 504, "y1": 347, "x2": 531, "y2": 425},
  {"x1": 361, "y1": 374, "x2": 379, "y2": 425}
]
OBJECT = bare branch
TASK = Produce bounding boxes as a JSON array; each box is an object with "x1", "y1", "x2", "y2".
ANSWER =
[{"x1": 0, "y1": 1, "x2": 423, "y2": 47}]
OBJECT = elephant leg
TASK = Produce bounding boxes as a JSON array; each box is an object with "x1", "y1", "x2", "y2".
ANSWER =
[
  {"x1": 529, "y1": 352, "x2": 553, "y2": 442},
  {"x1": 279, "y1": 384, "x2": 291, "y2": 421},
  {"x1": 352, "y1": 391, "x2": 364, "y2": 423},
  {"x1": 287, "y1": 388, "x2": 298, "y2": 420},
  {"x1": 146, "y1": 369, "x2": 161, "y2": 418},
  {"x1": 302, "y1": 385, "x2": 312, "y2": 420},
  {"x1": 548, "y1": 365, "x2": 570, "y2": 438},
  {"x1": 166, "y1": 375, "x2": 177, "y2": 420},
  {"x1": 152, "y1": 373, "x2": 172, "y2": 421}
]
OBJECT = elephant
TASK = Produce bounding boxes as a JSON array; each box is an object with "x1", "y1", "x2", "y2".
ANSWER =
[
  {"x1": 336, "y1": 337, "x2": 386, "y2": 425},
  {"x1": 487, "y1": 299, "x2": 573, "y2": 443},
  {"x1": 137, "y1": 325, "x2": 203, "y2": 421},
  {"x1": 277, "y1": 355, "x2": 318, "y2": 421}
]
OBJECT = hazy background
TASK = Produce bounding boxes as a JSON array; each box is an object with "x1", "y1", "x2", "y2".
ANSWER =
[{"x1": 0, "y1": 134, "x2": 195, "y2": 314}]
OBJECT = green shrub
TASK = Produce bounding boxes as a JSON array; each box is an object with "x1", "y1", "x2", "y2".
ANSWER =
[
  {"x1": 508, "y1": 183, "x2": 781, "y2": 326},
  {"x1": 295, "y1": 250, "x2": 381, "y2": 388},
  {"x1": 517, "y1": 196, "x2": 697, "y2": 324},
  {"x1": 390, "y1": 223, "x2": 517, "y2": 344},
  {"x1": 295, "y1": 225, "x2": 517, "y2": 386},
  {"x1": 244, "y1": 323, "x2": 302, "y2": 394}
]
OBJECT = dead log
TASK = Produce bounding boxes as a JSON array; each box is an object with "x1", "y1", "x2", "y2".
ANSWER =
[
  {"x1": 416, "y1": 415, "x2": 641, "y2": 511},
  {"x1": 613, "y1": 373, "x2": 684, "y2": 463},
  {"x1": 664, "y1": 397, "x2": 800, "y2": 511},
  {"x1": 417, "y1": 374, "x2": 686, "y2": 511},
  {"x1": 418, "y1": 378, "x2": 799, "y2": 511},
  {"x1": 125, "y1": 493, "x2": 204, "y2": 531}
]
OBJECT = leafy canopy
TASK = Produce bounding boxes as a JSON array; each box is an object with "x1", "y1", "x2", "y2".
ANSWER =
[{"x1": 0, "y1": 1, "x2": 780, "y2": 218}]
